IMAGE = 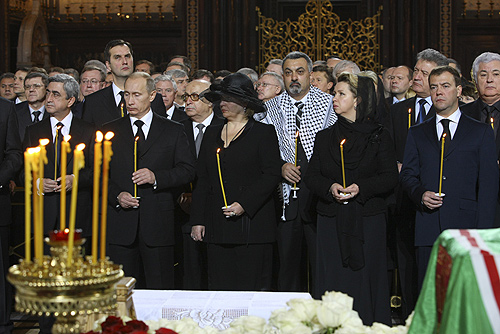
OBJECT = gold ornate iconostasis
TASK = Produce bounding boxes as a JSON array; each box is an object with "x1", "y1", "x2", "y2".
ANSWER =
[{"x1": 257, "y1": 1, "x2": 382, "y2": 72}]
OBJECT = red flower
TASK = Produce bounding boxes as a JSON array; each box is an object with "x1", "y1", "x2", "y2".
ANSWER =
[
  {"x1": 125, "y1": 320, "x2": 149, "y2": 332},
  {"x1": 82, "y1": 331, "x2": 101, "y2": 334},
  {"x1": 101, "y1": 316, "x2": 125, "y2": 334},
  {"x1": 155, "y1": 328, "x2": 179, "y2": 334}
]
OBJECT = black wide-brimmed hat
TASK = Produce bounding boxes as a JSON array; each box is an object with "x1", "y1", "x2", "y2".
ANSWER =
[{"x1": 201, "y1": 73, "x2": 265, "y2": 113}]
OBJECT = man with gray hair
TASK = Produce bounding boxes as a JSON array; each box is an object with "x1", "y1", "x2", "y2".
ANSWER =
[
  {"x1": 332, "y1": 59, "x2": 361, "y2": 78},
  {"x1": 22, "y1": 73, "x2": 95, "y2": 236},
  {"x1": 462, "y1": 51, "x2": 500, "y2": 227},
  {"x1": 263, "y1": 51, "x2": 336, "y2": 293},
  {"x1": 237, "y1": 67, "x2": 259, "y2": 83},
  {"x1": 255, "y1": 71, "x2": 284, "y2": 102},
  {"x1": 267, "y1": 59, "x2": 283, "y2": 75},
  {"x1": 154, "y1": 74, "x2": 187, "y2": 121},
  {"x1": 165, "y1": 68, "x2": 189, "y2": 110}
]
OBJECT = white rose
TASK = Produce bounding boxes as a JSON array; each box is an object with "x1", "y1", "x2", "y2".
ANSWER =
[
  {"x1": 317, "y1": 303, "x2": 341, "y2": 328},
  {"x1": 229, "y1": 316, "x2": 266, "y2": 334},
  {"x1": 322, "y1": 291, "x2": 354, "y2": 310},
  {"x1": 286, "y1": 298, "x2": 320, "y2": 322}
]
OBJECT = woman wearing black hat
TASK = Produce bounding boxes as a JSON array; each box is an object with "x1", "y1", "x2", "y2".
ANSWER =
[
  {"x1": 190, "y1": 73, "x2": 282, "y2": 291},
  {"x1": 305, "y1": 73, "x2": 398, "y2": 325}
]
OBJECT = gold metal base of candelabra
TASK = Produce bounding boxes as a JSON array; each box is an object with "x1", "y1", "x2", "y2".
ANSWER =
[{"x1": 7, "y1": 238, "x2": 124, "y2": 334}]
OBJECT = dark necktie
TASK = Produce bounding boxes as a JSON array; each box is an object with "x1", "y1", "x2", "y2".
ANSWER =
[
  {"x1": 134, "y1": 120, "x2": 146, "y2": 154},
  {"x1": 119, "y1": 91, "x2": 127, "y2": 117},
  {"x1": 32, "y1": 111, "x2": 41, "y2": 123},
  {"x1": 295, "y1": 101, "x2": 304, "y2": 131},
  {"x1": 417, "y1": 99, "x2": 427, "y2": 124},
  {"x1": 194, "y1": 123, "x2": 205, "y2": 157},
  {"x1": 55, "y1": 122, "x2": 64, "y2": 177},
  {"x1": 441, "y1": 119, "x2": 451, "y2": 151}
]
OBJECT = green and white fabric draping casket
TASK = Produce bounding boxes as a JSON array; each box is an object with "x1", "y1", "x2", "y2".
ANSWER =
[{"x1": 409, "y1": 228, "x2": 500, "y2": 334}]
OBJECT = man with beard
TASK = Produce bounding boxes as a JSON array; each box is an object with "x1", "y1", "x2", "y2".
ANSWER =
[
  {"x1": 263, "y1": 51, "x2": 336, "y2": 294},
  {"x1": 83, "y1": 39, "x2": 165, "y2": 128}
]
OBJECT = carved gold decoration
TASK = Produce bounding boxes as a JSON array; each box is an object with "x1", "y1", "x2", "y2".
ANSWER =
[
  {"x1": 257, "y1": 0, "x2": 382, "y2": 73},
  {"x1": 462, "y1": 0, "x2": 500, "y2": 17},
  {"x1": 8, "y1": 238, "x2": 124, "y2": 333},
  {"x1": 187, "y1": 0, "x2": 198, "y2": 70},
  {"x1": 440, "y1": 0, "x2": 452, "y2": 57}
]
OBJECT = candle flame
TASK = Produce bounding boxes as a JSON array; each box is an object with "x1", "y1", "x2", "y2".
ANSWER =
[
  {"x1": 96, "y1": 131, "x2": 104, "y2": 143},
  {"x1": 217, "y1": 148, "x2": 221, "y2": 154},
  {"x1": 27, "y1": 147, "x2": 41, "y2": 154},
  {"x1": 105, "y1": 131, "x2": 115, "y2": 140},
  {"x1": 408, "y1": 108, "x2": 411, "y2": 114},
  {"x1": 135, "y1": 136, "x2": 140, "y2": 142},
  {"x1": 442, "y1": 133, "x2": 447, "y2": 139},
  {"x1": 56, "y1": 124, "x2": 63, "y2": 131},
  {"x1": 491, "y1": 117, "x2": 494, "y2": 123},
  {"x1": 39, "y1": 138, "x2": 50, "y2": 146},
  {"x1": 63, "y1": 135, "x2": 71, "y2": 142},
  {"x1": 64, "y1": 228, "x2": 69, "y2": 233},
  {"x1": 76, "y1": 143, "x2": 86, "y2": 151},
  {"x1": 340, "y1": 139, "x2": 346, "y2": 146},
  {"x1": 295, "y1": 131, "x2": 299, "y2": 138}
]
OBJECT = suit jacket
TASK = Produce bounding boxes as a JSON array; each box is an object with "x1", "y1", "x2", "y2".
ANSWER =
[
  {"x1": 82, "y1": 86, "x2": 166, "y2": 128},
  {"x1": 102, "y1": 113, "x2": 195, "y2": 247},
  {"x1": 400, "y1": 114, "x2": 498, "y2": 246},
  {"x1": 181, "y1": 114, "x2": 225, "y2": 159},
  {"x1": 189, "y1": 118, "x2": 282, "y2": 244},
  {"x1": 22, "y1": 116, "x2": 96, "y2": 235},
  {"x1": 461, "y1": 99, "x2": 500, "y2": 158},
  {"x1": 385, "y1": 96, "x2": 436, "y2": 163},
  {"x1": 72, "y1": 100, "x2": 84, "y2": 119},
  {"x1": 171, "y1": 106, "x2": 188, "y2": 122},
  {"x1": 0, "y1": 97, "x2": 22, "y2": 226},
  {"x1": 15, "y1": 101, "x2": 49, "y2": 142}
]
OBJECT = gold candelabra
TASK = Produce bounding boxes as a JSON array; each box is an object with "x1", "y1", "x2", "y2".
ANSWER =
[{"x1": 8, "y1": 236, "x2": 123, "y2": 334}]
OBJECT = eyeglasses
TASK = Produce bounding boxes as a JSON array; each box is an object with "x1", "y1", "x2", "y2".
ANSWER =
[
  {"x1": 254, "y1": 82, "x2": 279, "y2": 89},
  {"x1": 81, "y1": 79, "x2": 101, "y2": 85},
  {"x1": 181, "y1": 93, "x2": 200, "y2": 102},
  {"x1": 24, "y1": 83, "x2": 44, "y2": 90}
]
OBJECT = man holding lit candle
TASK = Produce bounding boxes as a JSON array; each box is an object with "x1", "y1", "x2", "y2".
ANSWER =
[
  {"x1": 384, "y1": 48, "x2": 448, "y2": 317},
  {"x1": 400, "y1": 66, "x2": 498, "y2": 289},
  {"x1": 0, "y1": 96, "x2": 22, "y2": 334},
  {"x1": 83, "y1": 39, "x2": 165, "y2": 128},
  {"x1": 263, "y1": 51, "x2": 336, "y2": 292},
  {"x1": 22, "y1": 74, "x2": 95, "y2": 236},
  {"x1": 103, "y1": 72, "x2": 195, "y2": 289}
]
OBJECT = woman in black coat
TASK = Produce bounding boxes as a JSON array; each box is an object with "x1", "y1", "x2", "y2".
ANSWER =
[
  {"x1": 190, "y1": 73, "x2": 282, "y2": 291},
  {"x1": 304, "y1": 73, "x2": 398, "y2": 325}
]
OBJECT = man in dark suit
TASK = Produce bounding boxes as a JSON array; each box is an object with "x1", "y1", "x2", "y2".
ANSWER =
[
  {"x1": 400, "y1": 66, "x2": 498, "y2": 289},
  {"x1": 153, "y1": 74, "x2": 187, "y2": 122},
  {"x1": 385, "y1": 48, "x2": 449, "y2": 317},
  {"x1": 102, "y1": 72, "x2": 195, "y2": 289},
  {"x1": 461, "y1": 52, "x2": 500, "y2": 226},
  {"x1": 177, "y1": 80, "x2": 223, "y2": 289},
  {"x1": 0, "y1": 97, "x2": 22, "y2": 334},
  {"x1": 83, "y1": 39, "x2": 165, "y2": 128},
  {"x1": 23, "y1": 74, "x2": 95, "y2": 236},
  {"x1": 389, "y1": 65, "x2": 413, "y2": 105},
  {"x1": 15, "y1": 72, "x2": 50, "y2": 141}
]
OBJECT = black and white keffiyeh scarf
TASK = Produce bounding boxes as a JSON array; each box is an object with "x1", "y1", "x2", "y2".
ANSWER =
[{"x1": 263, "y1": 86, "x2": 337, "y2": 218}]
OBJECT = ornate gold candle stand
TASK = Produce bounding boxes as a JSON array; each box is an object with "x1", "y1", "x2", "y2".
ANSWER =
[{"x1": 8, "y1": 237, "x2": 124, "y2": 334}]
